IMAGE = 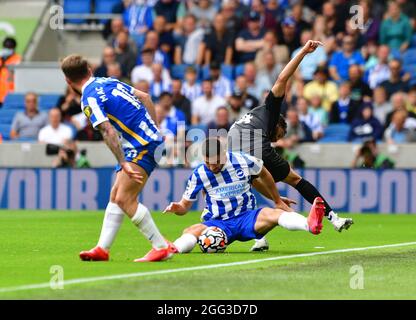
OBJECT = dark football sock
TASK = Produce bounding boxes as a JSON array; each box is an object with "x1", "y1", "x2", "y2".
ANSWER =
[{"x1": 294, "y1": 178, "x2": 333, "y2": 216}]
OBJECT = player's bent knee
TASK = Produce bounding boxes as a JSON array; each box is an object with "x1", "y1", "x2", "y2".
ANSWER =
[{"x1": 285, "y1": 170, "x2": 302, "y2": 186}]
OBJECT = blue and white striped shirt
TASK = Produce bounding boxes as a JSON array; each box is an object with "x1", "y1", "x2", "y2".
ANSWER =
[
  {"x1": 183, "y1": 151, "x2": 263, "y2": 221},
  {"x1": 181, "y1": 82, "x2": 202, "y2": 102},
  {"x1": 81, "y1": 77, "x2": 162, "y2": 151}
]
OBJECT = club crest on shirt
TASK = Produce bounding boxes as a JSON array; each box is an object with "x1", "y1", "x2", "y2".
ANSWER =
[
  {"x1": 236, "y1": 169, "x2": 245, "y2": 179},
  {"x1": 83, "y1": 105, "x2": 92, "y2": 118}
]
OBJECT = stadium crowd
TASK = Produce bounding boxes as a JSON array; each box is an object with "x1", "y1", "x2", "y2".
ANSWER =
[{"x1": 1, "y1": 0, "x2": 416, "y2": 168}]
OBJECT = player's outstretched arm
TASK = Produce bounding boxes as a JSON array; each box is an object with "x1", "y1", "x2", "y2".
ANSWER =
[
  {"x1": 97, "y1": 121, "x2": 143, "y2": 184},
  {"x1": 163, "y1": 198, "x2": 193, "y2": 216},
  {"x1": 133, "y1": 89, "x2": 158, "y2": 126},
  {"x1": 271, "y1": 40, "x2": 323, "y2": 97}
]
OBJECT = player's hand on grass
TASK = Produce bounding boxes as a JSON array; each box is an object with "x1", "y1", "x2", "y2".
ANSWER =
[
  {"x1": 121, "y1": 162, "x2": 144, "y2": 184},
  {"x1": 302, "y1": 40, "x2": 323, "y2": 54},
  {"x1": 163, "y1": 202, "x2": 187, "y2": 215}
]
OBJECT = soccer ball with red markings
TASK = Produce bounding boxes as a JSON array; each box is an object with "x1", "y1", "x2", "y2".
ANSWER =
[{"x1": 198, "y1": 227, "x2": 228, "y2": 253}]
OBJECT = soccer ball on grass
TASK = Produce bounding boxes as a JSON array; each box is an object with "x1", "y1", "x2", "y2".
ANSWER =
[{"x1": 198, "y1": 226, "x2": 228, "y2": 253}]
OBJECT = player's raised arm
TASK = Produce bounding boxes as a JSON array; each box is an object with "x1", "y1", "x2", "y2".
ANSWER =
[
  {"x1": 163, "y1": 198, "x2": 193, "y2": 215},
  {"x1": 271, "y1": 40, "x2": 323, "y2": 97},
  {"x1": 97, "y1": 121, "x2": 143, "y2": 184},
  {"x1": 133, "y1": 89, "x2": 158, "y2": 126}
]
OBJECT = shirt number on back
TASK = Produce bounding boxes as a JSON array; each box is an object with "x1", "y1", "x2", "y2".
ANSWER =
[{"x1": 111, "y1": 84, "x2": 139, "y2": 108}]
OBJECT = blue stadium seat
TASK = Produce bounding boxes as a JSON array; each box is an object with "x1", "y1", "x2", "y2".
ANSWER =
[
  {"x1": 0, "y1": 124, "x2": 11, "y2": 140},
  {"x1": 320, "y1": 124, "x2": 350, "y2": 143},
  {"x1": 402, "y1": 48, "x2": 416, "y2": 66},
  {"x1": 221, "y1": 64, "x2": 234, "y2": 80},
  {"x1": 94, "y1": 0, "x2": 121, "y2": 23},
  {"x1": 171, "y1": 64, "x2": 187, "y2": 80},
  {"x1": 64, "y1": 0, "x2": 92, "y2": 24},
  {"x1": 234, "y1": 64, "x2": 245, "y2": 78},
  {"x1": 39, "y1": 94, "x2": 61, "y2": 110},
  {"x1": 411, "y1": 34, "x2": 416, "y2": 48},
  {"x1": 2, "y1": 93, "x2": 25, "y2": 109},
  {"x1": 0, "y1": 109, "x2": 17, "y2": 124},
  {"x1": 201, "y1": 65, "x2": 210, "y2": 80}
]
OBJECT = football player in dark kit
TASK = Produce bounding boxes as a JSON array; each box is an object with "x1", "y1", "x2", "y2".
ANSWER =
[{"x1": 228, "y1": 40, "x2": 353, "y2": 251}]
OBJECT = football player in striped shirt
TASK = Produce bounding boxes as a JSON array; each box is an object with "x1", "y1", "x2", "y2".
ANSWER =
[
  {"x1": 164, "y1": 137, "x2": 325, "y2": 253},
  {"x1": 61, "y1": 54, "x2": 173, "y2": 262}
]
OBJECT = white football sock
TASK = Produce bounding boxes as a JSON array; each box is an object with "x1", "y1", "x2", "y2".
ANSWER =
[
  {"x1": 97, "y1": 202, "x2": 124, "y2": 250},
  {"x1": 173, "y1": 233, "x2": 197, "y2": 253},
  {"x1": 131, "y1": 203, "x2": 168, "y2": 249},
  {"x1": 278, "y1": 211, "x2": 309, "y2": 231},
  {"x1": 328, "y1": 210, "x2": 339, "y2": 222}
]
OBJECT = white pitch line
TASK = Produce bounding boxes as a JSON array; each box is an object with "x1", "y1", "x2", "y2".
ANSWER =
[{"x1": 1, "y1": 241, "x2": 416, "y2": 294}]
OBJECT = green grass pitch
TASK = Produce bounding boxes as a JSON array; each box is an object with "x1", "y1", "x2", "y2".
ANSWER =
[{"x1": 0, "y1": 210, "x2": 415, "y2": 299}]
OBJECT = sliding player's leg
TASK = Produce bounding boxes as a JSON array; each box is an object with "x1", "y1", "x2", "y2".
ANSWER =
[
  {"x1": 173, "y1": 224, "x2": 207, "y2": 253},
  {"x1": 282, "y1": 168, "x2": 353, "y2": 232}
]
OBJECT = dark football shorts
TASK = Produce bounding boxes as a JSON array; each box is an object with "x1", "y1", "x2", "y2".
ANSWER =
[{"x1": 262, "y1": 147, "x2": 291, "y2": 182}]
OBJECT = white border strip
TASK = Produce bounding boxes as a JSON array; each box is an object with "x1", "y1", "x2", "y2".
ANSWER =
[{"x1": 1, "y1": 241, "x2": 416, "y2": 294}]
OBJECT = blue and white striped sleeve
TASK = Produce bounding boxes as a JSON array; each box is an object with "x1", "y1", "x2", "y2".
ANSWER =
[
  {"x1": 182, "y1": 171, "x2": 203, "y2": 201},
  {"x1": 241, "y1": 152, "x2": 263, "y2": 176},
  {"x1": 82, "y1": 95, "x2": 108, "y2": 128}
]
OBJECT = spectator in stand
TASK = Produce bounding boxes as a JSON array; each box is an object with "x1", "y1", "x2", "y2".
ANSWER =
[
  {"x1": 220, "y1": 0, "x2": 244, "y2": 37},
  {"x1": 367, "y1": 45, "x2": 391, "y2": 90},
  {"x1": 384, "y1": 109, "x2": 416, "y2": 143},
  {"x1": 107, "y1": 61, "x2": 131, "y2": 84},
  {"x1": 292, "y1": 29, "x2": 327, "y2": 82},
  {"x1": 243, "y1": 62, "x2": 263, "y2": 99},
  {"x1": 122, "y1": 0, "x2": 154, "y2": 47},
  {"x1": 296, "y1": 97, "x2": 324, "y2": 141},
  {"x1": 152, "y1": 15, "x2": 175, "y2": 62},
  {"x1": 291, "y1": 3, "x2": 312, "y2": 36},
  {"x1": 312, "y1": 15, "x2": 337, "y2": 54},
  {"x1": 227, "y1": 91, "x2": 249, "y2": 123},
  {"x1": 348, "y1": 104, "x2": 383, "y2": 142},
  {"x1": 234, "y1": 75, "x2": 259, "y2": 110},
  {"x1": 56, "y1": 86, "x2": 81, "y2": 122},
  {"x1": 277, "y1": 108, "x2": 313, "y2": 149},
  {"x1": 171, "y1": 79, "x2": 192, "y2": 125},
  {"x1": 209, "y1": 61, "x2": 232, "y2": 98},
  {"x1": 277, "y1": 17, "x2": 301, "y2": 54},
  {"x1": 154, "y1": 0, "x2": 186, "y2": 31},
  {"x1": 181, "y1": 66, "x2": 202, "y2": 101},
  {"x1": 373, "y1": 86, "x2": 393, "y2": 125},
  {"x1": 255, "y1": 51, "x2": 282, "y2": 95},
  {"x1": 349, "y1": 64, "x2": 372, "y2": 103},
  {"x1": 380, "y1": 59, "x2": 410, "y2": 98},
  {"x1": 207, "y1": 106, "x2": 231, "y2": 133},
  {"x1": 137, "y1": 30, "x2": 170, "y2": 68},
  {"x1": 189, "y1": 0, "x2": 218, "y2": 30},
  {"x1": 351, "y1": 138, "x2": 395, "y2": 169},
  {"x1": 131, "y1": 48, "x2": 170, "y2": 84},
  {"x1": 106, "y1": 18, "x2": 127, "y2": 47},
  {"x1": 329, "y1": 81, "x2": 360, "y2": 124},
  {"x1": 10, "y1": 93, "x2": 47, "y2": 140},
  {"x1": 174, "y1": 14, "x2": 204, "y2": 65},
  {"x1": 235, "y1": 11, "x2": 265, "y2": 64},
  {"x1": 358, "y1": 0, "x2": 381, "y2": 44},
  {"x1": 254, "y1": 30, "x2": 289, "y2": 71},
  {"x1": 149, "y1": 63, "x2": 172, "y2": 99},
  {"x1": 265, "y1": 0, "x2": 285, "y2": 23},
  {"x1": 303, "y1": 66, "x2": 338, "y2": 112},
  {"x1": 249, "y1": 0, "x2": 278, "y2": 30},
  {"x1": 380, "y1": 0, "x2": 412, "y2": 52},
  {"x1": 329, "y1": 35, "x2": 365, "y2": 82},
  {"x1": 191, "y1": 78, "x2": 226, "y2": 125},
  {"x1": 385, "y1": 92, "x2": 416, "y2": 128},
  {"x1": 38, "y1": 108, "x2": 73, "y2": 145},
  {"x1": 94, "y1": 46, "x2": 117, "y2": 77},
  {"x1": 308, "y1": 95, "x2": 328, "y2": 127},
  {"x1": 407, "y1": 87, "x2": 416, "y2": 114},
  {"x1": 322, "y1": 1, "x2": 345, "y2": 36},
  {"x1": 114, "y1": 31, "x2": 137, "y2": 77},
  {"x1": 0, "y1": 37, "x2": 21, "y2": 106},
  {"x1": 158, "y1": 91, "x2": 186, "y2": 136},
  {"x1": 199, "y1": 12, "x2": 234, "y2": 65},
  {"x1": 134, "y1": 79, "x2": 150, "y2": 93}
]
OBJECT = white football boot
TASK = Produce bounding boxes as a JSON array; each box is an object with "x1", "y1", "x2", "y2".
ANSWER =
[{"x1": 250, "y1": 237, "x2": 269, "y2": 252}]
